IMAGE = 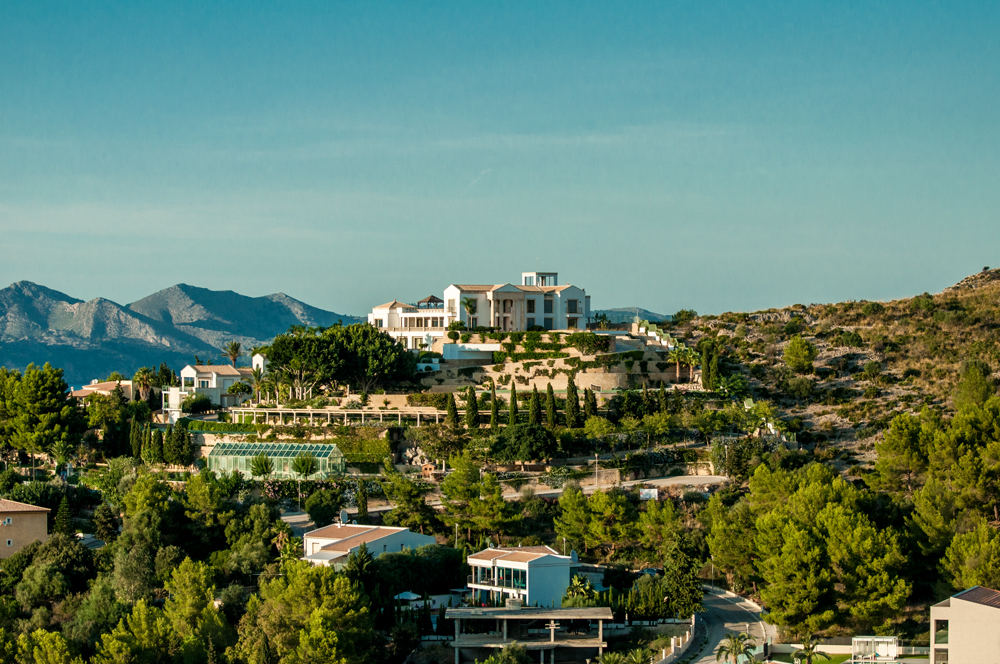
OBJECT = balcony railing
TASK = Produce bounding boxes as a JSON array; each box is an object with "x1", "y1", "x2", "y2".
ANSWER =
[{"x1": 467, "y1": 574, "x2": 526, "y2": 590}]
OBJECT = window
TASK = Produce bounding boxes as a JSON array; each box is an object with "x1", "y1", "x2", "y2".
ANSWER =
[
  {"x1": 527, "y1": 317, "x2": 535, "y2": 328},
  {"x1": 934, "y1": 649, "x2": 949, "y2": 663},
  {"x1": 5, "y1": 540, "x2": 10, "y2": 547},
  {"x1": 567, "y1": 299, "x2": 578, "y2": 314},
  {"x1": 470, "y1": 317, "x2": 478, "y2": 328},
  {"x1": 199, "y1": 380, "x2": 209, "y2": 388},
  {"x1": 447, "y1": 299, "x2": 456, "y2": 313},
  {"x1": 183, "y1": 377, "x2": 194, "y2": 387},
  {"x1": 526, "y1": 300, "x2": 535, "y2": 314},
  {"x1": 3, "y1": 518, "x2": 10, "y2": 525},
  {"x1": 524, "y1": 276, "x2": 534, "y2": 286},
  {"x1": 374, "y1": 319, "x2": 383, "y2": 328},
  {"x1": 567, "y1": 318, "x2": 578, "y2": 330},
  {"x1": 544, "y1": 317, "x2": 554, "y2": 330},
  {"x1": 544, "y1": 299, "x2": 553, "y2": 314}
]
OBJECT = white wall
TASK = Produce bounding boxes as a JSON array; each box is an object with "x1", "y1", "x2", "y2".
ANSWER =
[{"x1": 526, "y1": 556, "x2": 572, "y2": 608}]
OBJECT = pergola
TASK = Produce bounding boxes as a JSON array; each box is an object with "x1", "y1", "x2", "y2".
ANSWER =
[{"x1": 446, "y1": 606, "x2": 613, "y2": 664}]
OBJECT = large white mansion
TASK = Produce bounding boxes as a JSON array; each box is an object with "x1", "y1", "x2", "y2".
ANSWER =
[{"x1": 367, "y1": 271, "x2": 591, "y2": 349}]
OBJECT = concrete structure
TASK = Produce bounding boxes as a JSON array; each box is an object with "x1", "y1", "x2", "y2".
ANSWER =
[
  {"x1": 447, "y1": 605, "x2": 613, "y2": 664},
  {"x1": 0, "y1": 499, "x2": 49, "y2": 558},
  {"x1": 368, "y1": 271, "x2": 591, "y2": 349},
  {"x1": 302, "y1": 524, "x2": 435, "y2": 568},
  {"x1": 931, "y1": 585, "x2": 1000, "y2": 664},
  {"x1": 162, "y1": 364, "x2": 253, "y2": 423},
  {"x1": 467, "y1": 546, "x2": 576, "y2": 608},
  {"x1": 852, "y1": 636, "x2": 899, "y2": 662}
]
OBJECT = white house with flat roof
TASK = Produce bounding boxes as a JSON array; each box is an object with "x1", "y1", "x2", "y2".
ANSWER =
[
  {"x1": 931, "y1": 585, "x2": 1000, "y2": 664},
  {"x1": 302, "y1": 524, "x2": 436, "y2": 568},
  {"x1": 467, "y1": 545, "x2": 577, "y2": 608},
  {"x1": 368, "y1": 272, "x2": 591, "y2": 350}
]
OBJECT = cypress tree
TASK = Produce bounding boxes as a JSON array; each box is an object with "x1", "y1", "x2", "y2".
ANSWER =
[
  {"x1": 445, "y1": 392, "x2": 459, "y2": 429},
  {"x1": 490, "y1": 383, "x2": 499, "y2": 431},
  {"x1": 176, "y1": 424, "x2": 193, "y2": 466},
  {"x1": 565, "y1": 375, "x2": 580, "y2": 429},
  {"x1": 658, "y1": 382, "x2": 668, "y2": 413},
  {"x1": 356, "y1": 480, "x2": 369, "y2": 524},
  {"x1": 709, "y1": 348, "x2": 720, "y2": 391},
  {"x1": 545, "y1": 384, "x2": 557, "y2": 428},
  {"x1": 508, "y1": 384, "x2": 518, "y2": 427},
  {"x1": 129, "y1": 418, "x2": 141, "y2": 458},
  {"x1": 529, "y1": 387, "x2": 542, "y2": 425},
  {"x1": 584, "y1": 388, "x2": 597, "y2": 420},
  {"x1": 151, "y1": 429, "x2": 164, "y2": 464},
  {"x1": 464, "y1": 386, "x2": 478, "y2": 429},
  {"x1": 54, "y1": 496, "x2": 72, "y2": 535},
  {"x1": 642, "y1": 383, "x2": 653, "y2": 414}
]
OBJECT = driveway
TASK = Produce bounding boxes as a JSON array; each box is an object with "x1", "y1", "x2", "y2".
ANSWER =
[{"x1": 692, "y1": 588, "x2": 777, "y2": 664}]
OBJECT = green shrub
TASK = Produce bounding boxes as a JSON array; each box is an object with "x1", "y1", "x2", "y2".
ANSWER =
[{"x1": 181, "y1": 393, "x2": 214, "y2": 414}]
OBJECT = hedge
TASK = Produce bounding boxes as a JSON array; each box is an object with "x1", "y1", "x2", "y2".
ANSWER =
[
  {"x1": 492, "y1": 351, "x2": 570, "y2": 363},
  {"x1": 179, "y1": 418, "x2": 268, "y2": 434},
  {"x1": 566, "y1": 332, "x2": 611, "y2": 354}
]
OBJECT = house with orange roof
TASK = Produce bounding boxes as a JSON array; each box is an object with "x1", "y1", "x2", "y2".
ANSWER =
[
  {"x1": 930, "y1": 585, "x2": 1000, "y2": 664},
  {"x1": 467, "y1": 545, "x2": 579, "y2": 608},
  {"x1": 0, "y1": 499, "x2": 49, "y2": 558},
  {"x1": 367, "y1": 271, "x2": 590, "y2": 350},
  {"x1": 301, "y1": 523, "x2": 436, "y2": 568}
]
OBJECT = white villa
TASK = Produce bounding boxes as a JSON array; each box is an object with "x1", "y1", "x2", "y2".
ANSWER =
[
  {"x1": 161, "y1": 354, "x2": 264, "y2": 423},
  {"x1": 467, "y1": 545, "x2": 578, "y2": 608},
  {"x1": 368, "y1": 271, "x2": 591, "y2": 350},
  {"x1": 302, "y1": 524, "x2": 436, "y2": 568}
]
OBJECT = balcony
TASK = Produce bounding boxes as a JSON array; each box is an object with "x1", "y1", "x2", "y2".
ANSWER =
[{"x1": 468, "y1": 573, "x2": 526, "y2": 591}]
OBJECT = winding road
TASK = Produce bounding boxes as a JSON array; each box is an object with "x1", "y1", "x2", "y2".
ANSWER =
[{"x1": 688, "y1": 588, "x2": 776, "y2": 664}]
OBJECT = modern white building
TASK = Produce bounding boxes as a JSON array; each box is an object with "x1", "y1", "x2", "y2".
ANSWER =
[
  {"x1": 467, "y1": 546, "x2": 578, "y2": 608},
  {"x1": 302, "y1": 524, "x2": 436, "y2": 568},
  {"x1": 930, "y1": 585, "x2": 1000, "y2": 664},
  {"x1": 368, "y1": 271, "x2": 591, "y2": 350},
  {"x1": 161, "y1": 364, "x2": 254, "y2": 423}
]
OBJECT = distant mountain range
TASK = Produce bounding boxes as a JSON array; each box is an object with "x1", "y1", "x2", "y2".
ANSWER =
[
  {"x1": 0, "y1": 281, "x2": 362, "y2": 387},
  {"x1": 593, "y1": 307, "x2": 671, "y2": 324}
]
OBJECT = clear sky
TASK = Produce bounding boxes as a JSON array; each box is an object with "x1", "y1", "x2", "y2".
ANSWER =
[{"x1": 1, "y1": 2, "x2": 998, "y2": 316}]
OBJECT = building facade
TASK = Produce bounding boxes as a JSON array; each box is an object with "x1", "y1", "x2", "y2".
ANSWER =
[
  {"x1": 368, "y1": 272, "x2": 590, "y2": 350},
  {"x1": 931, "y1": 585, "x2": 1000, "y2": 664},
  {"x1": 467, "y1": 546, "x2": 577, "y2": 608},
  {"x1": 0, "y1": 499, "x2": 49, "y2": 558},
  {"x1": 302, "y1": 524, "x2": 436, "y2": 568},
  {"x1": 162, "y1": 364, "x2": 254, "y2": 423}
]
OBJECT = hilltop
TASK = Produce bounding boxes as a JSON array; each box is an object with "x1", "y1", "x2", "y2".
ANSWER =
[{"x1": 0, "y1": 281, "x2": 361, "y2": 386}]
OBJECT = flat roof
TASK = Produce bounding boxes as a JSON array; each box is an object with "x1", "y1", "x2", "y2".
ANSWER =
[{"x1": 446, "y1": 607, "x2": 613, "y2": 620}]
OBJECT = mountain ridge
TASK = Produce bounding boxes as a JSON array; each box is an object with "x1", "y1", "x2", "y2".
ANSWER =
[{"x1": 0, "y1": 281, "x2": 362, "y2": 386}]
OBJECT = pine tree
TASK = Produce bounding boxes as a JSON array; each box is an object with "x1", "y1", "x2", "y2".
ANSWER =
[
  {"x1": 565, "y1": 375, "x2": 580, "y2": 429},
  {"x1": 445, "y1": 392, "x2": 459, "y2": 429},
  {"x1": 584, "y1": 388, "x2": 597, "y2": 420},
  {"x1": 546, "y1": 384, "x2": 557, "y2": 428},
  {"x1": 529, "y1": 386, "x2": 542, "y2": 425},
  {"x1": 130, "y1": 418, "x2": 141, "y2": 458},
  {"x1": 490, "y1": 383, "x2": 499, "y2": 431},
  {"x1": 465, "y1": 386, "x2": 478, "y2": 429},
  {"x1": 54, "y1": 496, "x2": 73, "y2": 535}
]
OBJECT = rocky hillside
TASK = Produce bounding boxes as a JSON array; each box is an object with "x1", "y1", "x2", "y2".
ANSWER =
[{"x1": 0, "y1": 281, "x2": 361, "y2": 386}]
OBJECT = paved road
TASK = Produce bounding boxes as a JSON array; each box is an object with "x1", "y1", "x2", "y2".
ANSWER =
[{"x1": 692, "y1": 588, "x2": 776, "y2": 664}]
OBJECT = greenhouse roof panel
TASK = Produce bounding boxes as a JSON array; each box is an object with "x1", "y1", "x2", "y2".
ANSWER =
[{"x1": 207, "y1": 442, "x2": 343, "y2": 459}]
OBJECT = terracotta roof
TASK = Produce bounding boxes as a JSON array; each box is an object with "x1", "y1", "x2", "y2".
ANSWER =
[
  {"x1": 374, "y1": 300, "x2": 412, "y2": 310},
  {"x1": 418, "y1": 295, "x2": 443, "y2": 304},
  {"x1": 0, "y1": 499, "x2": 50, "y2": 513},
  {"x1": 493, "y1": 551, "x2": 547, "y2": 563},
  {"x1": 191, "y1": 365, "x2": 242, "y2": 376},
  {"x1": 452, "y1": 285, "x2": 497, "y2": 293},
  {"x1": 236, "y1": 368, "x2": 254, "y2": 376},
  {"x1": 500, "y1": 545, "x2": 560, "y2": 555},
  {"x1": 321, "y1": 528, "x2": 402, "y2": 552},
  {"x1": 467, "y1": 546, "x2": 564, "y2": 563},
  {"x1": 467, "y1": 549, "x2": 512, "y2": 562},
  {"x1": 305, "y1": 524, "x2": 407, "y2": 541},
  {"x1": 955, "y1": 586, "x2": 1000, "y2": 609}
]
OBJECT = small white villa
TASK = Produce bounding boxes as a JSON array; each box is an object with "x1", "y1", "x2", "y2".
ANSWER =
[
  {"x1": 302, "y1": 524, "x2": 435, "y2": 568},
  {"x1": 161, "y1": 353, "x2": 265, "y2": 423},
  {"x1": 368, "y1": 271, "x2": 591, "y2": 350},
  {"x1": 467, "y1": 545, "x2": 579, "y2": 608}
]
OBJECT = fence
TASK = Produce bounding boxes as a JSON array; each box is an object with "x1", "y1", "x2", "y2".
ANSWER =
[{"x1": 651, "y1": 615, "x2": 697, "y2": 664}]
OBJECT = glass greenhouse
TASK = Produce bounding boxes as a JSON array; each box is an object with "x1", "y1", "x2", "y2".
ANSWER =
[{"x1": 206, "y1": 442, "x2": 346, "y2": 480}]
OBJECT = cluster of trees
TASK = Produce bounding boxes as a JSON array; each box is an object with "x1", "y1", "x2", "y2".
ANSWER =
[
  {"x1": 131, "y1": 420, "x2": 194, "y2": 467},
  {"x1": 264, "y1": 324, "x2": 416, "y2": 396}
]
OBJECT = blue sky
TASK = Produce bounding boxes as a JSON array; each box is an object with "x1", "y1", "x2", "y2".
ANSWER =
[{"x1": 1, "y1": 2, "x2": 997, "y2": 316}]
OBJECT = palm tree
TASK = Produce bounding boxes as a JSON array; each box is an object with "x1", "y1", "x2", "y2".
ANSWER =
[
  {"x1": 598, "y1": 653, "x2": 627, "y2": 664},
  {"x1": 224, "y1": 341, "x2": 243, "y2": 366},
  {"x1": 683, "y1": 348, "x2": 700, "y2": 383},
  {"x1": 49, "y1": 438, "x2": 75, "y2": 479},
  {"x1": 566, "y1": 575, "x2": 596, "y2": 600},
  {"x1": 625, "y1": 650, "x2": 651, "y2": 664},
  {"x1": 668, "y1": 348, "x2": 684, "y2": 383},
  {"x1": 461, "y1": 297, "x2": 478, "y2": 327},
  {"x1": 716, "y1": 631, "x2": 756, "y2": 664},
  {"x1": 132, "y1": 367, "x2": 154, "y2": 401},
  {"x1": 793, "y1": 635, "x2": 830, "y2": 664},
  {"x1": 250, "y1": 453, "x2": 274, "y2": 480},
  {"x1": 291, "y1": 453, "x2": 318, "y2": 510},
  {"x1": 248, "y1": 367, "x2": 266, "y2": 404}
]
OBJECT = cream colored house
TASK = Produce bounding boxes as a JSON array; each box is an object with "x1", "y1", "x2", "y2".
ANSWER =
[
  {"x1": 0, "y1": 499, "x2": 49, "y2": 558},
  {"x1": 302, "y1": 524, "x2": 435, "y2": 568},
  {"x1": 162, "y1": 364, "x2": 254, "y2": 423},
  {"x1": 368, "y1": 271, "x2": 591, "y2": 349},
  {"x1": 931, "y1": 585, "x2": 1000, "y2": 664}
]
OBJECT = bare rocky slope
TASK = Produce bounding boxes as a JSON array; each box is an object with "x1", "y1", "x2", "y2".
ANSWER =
[{"x1": 0, "y1": 281, "x2": 361, "y2": 386}]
